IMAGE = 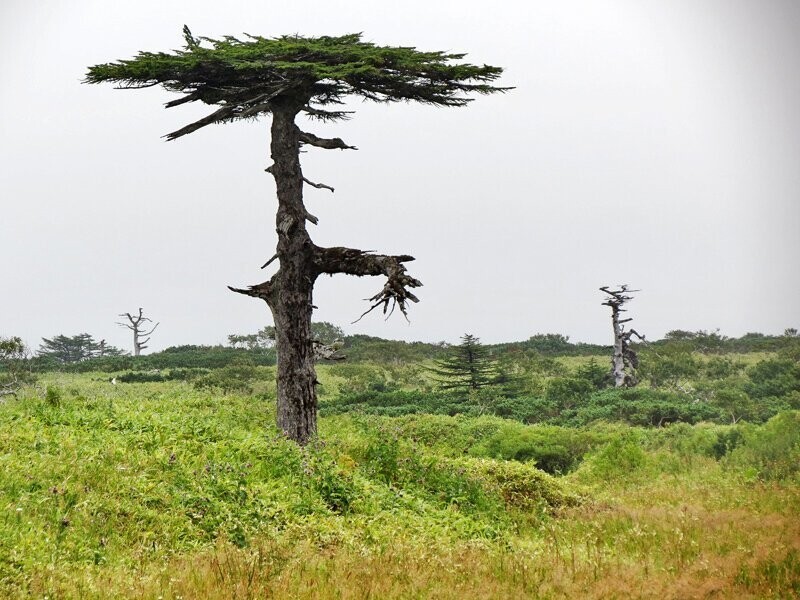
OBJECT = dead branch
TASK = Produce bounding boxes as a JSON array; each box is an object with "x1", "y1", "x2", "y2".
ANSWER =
[
  {"x1": 228, "y1": 279, "x2": 275, "y2": 302},
  {"x1": 298, "y1": 131, "x2": 357, "y2": 150},
  {"x1": 312, "y1": 340, "x2": 346, "y2": 361},
  {"x1": 313, "y1": 246, "x2": 421, "y2": 321},
  {"x1": 261, "y1": 254, "x2": 279, "y2": 269},
  {"x1": 164, "y1": 104, "x2": 236, "y2": 141},
  {"x1": 302, "y1": 176, "x2": 335, "y2": 193}
]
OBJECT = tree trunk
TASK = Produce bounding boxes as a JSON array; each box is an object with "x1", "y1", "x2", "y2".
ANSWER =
[
  {"x1": 229, "y1": 104, "x2": 422, "y2": 444},
  {"x1": 266, "y1": 102, "x2": 318, "y2": 444},
  {"x1": 610, "y1": 308, "x2": 626, "y2": 387}
]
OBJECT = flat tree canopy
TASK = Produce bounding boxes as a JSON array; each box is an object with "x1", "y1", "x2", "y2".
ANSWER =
[
  {"x1": 87, "y1": 28, "x2": 508, "y2": 443},
  {"x1": 86, "y1": 27, "x2": 507, "y2": 139}
]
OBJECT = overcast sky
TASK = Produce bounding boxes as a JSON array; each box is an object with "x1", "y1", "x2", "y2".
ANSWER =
[{"x1": 1, "y1": 0, "x2": 798, "y2": 352}]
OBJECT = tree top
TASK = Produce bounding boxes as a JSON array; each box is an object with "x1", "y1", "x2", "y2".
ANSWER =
[{"x1": 85, "y1": 27, "x2": 510, "y2": 139}]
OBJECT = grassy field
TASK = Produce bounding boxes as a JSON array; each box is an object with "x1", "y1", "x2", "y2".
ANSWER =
[{"x1": 1, "y1": 374, "x2": 798, "y2": 598}]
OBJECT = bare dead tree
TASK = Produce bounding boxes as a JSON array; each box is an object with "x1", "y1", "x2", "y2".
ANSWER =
[
  {"x1": 117, "y1": 308, "x2": 159, "y2": 356},
  {"x1": 600, "y1": 285, "x2": 645, "y2": 387}
]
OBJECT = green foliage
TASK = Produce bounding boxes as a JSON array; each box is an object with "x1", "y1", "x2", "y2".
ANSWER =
[
  {"x1": 574, "y1": 357, "x2": 611, "y2": 390},
  {"x1": 44, "y1": 385, "x2": 62, "y2": 407},
  {"x1": 116, "y1": 368, "x2": 209, "y2": 383},
  {"x1": 0, "y1": 336, "x2": 35, "y2": 393},
  {"x1": 451, "y1": 457, "x2": 581, "y2": 509},
  {"x1": 565, "y1": 388, "x2": 722, "y2": 427},
  {"x1": 468, "y1": 422, "x2": 612, "y2": 474},
  {"x1": 573, "y1": 435, "x2": 649, "y2": 482},
  {"x1": 192, "y1": 363, "x2": 262, "y2": 395},
  {"x1": 1, "y1": 374, "x2": 798, "y2": 597},
  {"x1": 430, "y1": 334, "x2": 500, "y2": 394},
  {"x1": 86, "y1": 29, "x2": 507, "y2": 140},
  {"x1": 725, "y1": 411, "x2": 800, "y2": 480},
  {"x1": 544, "y1": 377, "x2": 594, "y2": 410},
  {"x1": 525, "y1": 333, "x2": 574, "y2": 354},
  {"x1": 36, "y1": 334, "x2": 124, "y2": 365},
  {"x1": 744, "y1": 358, "x2": 800, "y2": 400},
  {"x1": 638, "y1": 344, "x2": 700, "y2": 387}
]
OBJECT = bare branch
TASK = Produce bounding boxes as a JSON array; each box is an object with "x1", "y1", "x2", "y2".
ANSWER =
[
  {"x1": 228, "y1": 279, "x2": 275, "y2": 302},
  {"x1": 164, "y1": 104, "x2": 236, "y2": 141},
  {"x1": 141, "y1": 322, "x2": 159, "y2": 336},
  {"x1": 298, "y1": 131, "x2": 357, "y2": 150},
  {"x1": 313, "y1": 246, "x2": 421, "y2": 322},
  {"x1": 261, "y1": 254, "x2": 279, "y2": 269},
  {"x1": 164, "y1": 90, "x2": 203, "y2": 108},
  {"x1": 302, "y1": 176, "x2": 334, "y2": 193}
]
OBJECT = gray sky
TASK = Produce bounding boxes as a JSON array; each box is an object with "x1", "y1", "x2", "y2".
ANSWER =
[{"x1": 1, "y1": 0, "x2": 798, "y2": 352}]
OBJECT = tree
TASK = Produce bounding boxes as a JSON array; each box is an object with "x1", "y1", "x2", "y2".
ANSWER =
[
  {"x1": 98, "y1": 339, "x2": 127, "y2": 358},
  {"x1": 87, "y1": 28, "x2": 507, "y2": 443},
  {"x1": 600, "y1": 285, "x2": 645, "y2": 387},
  {"x1": 0, "y1": 336, "x2": 34, "y2": 396},
  {"x1": 117, "y1": 308, "x2": 159, "y2": 356},
  {"x1": 37, "y1": 334, "x2": 100, "y2": 364},
  {"x1": 431, "y1": 334, "x2": 499, "y2": 394}
]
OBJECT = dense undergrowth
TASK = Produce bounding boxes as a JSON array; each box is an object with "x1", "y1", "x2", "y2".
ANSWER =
[{"x1": 1, "y1": 371, "x2": 799, "y2": 598}]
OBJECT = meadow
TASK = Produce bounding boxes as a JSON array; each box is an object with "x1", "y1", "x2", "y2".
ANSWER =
[{"x1": 1, "y1": 357, "x2": 799, "y2": 598}]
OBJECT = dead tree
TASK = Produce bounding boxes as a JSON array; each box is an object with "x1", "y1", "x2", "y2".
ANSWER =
[
  {"x1": 117, "y1": 308, "x2": 159, "y2": 356},
  {"x1": 600, "y1": 285, "x2": 645, "y2": 387}
]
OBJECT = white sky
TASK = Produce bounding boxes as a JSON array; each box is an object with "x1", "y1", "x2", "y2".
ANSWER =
[{"x1": 1, "y1": 0, "x2": 798, "y2": 352}]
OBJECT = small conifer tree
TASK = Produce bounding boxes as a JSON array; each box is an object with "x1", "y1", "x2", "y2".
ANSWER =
[{"x1": 431, "y1": 334, "x2": 499, "y2": 393}]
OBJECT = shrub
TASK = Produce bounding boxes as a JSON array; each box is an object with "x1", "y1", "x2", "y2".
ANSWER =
[
  {"x1": 192, "y1": 364, "x2": 260, "y2": 395},
  {"x1": 567, "y1": 388, "x2": 722, "y2": 427},
  {"x1": 575, "y1": 435, "x2": 649, "y2": 482},
  {"x1": 469, "y1": 423, "x2": 611, "y2": 474},
  {"x1": 725, "y1": 411, "x2": 800, "y2": 480},
  {"x1": 544, "y1": 377, "x2": 593, "y2": 410},
  {"x1": 451, "y1": 456, "x2": 581, "y2": 509},
  {"x1": 745, "y1": 359, "x2": 800, "y2": 400}
]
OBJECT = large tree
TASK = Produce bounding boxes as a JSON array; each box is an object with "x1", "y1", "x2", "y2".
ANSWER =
[{"x1": 86, "y1": 28, "x2": 507, "y2": 443}]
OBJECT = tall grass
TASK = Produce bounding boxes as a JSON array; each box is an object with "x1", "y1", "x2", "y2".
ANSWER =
[{"x1": 0, "y1": 374, "x2": 798, "y2": 598}]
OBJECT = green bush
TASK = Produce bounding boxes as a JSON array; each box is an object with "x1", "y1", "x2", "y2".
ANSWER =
[
  {"x1": 565, "y1": 388, "x2": 722, "y2": 427},
  {"x1": 745, "y1": 359, "x2": 800, "y2": 400},
  {"x1": 468, "y1": 422, "x2": 612, "y2": 474},
  {"x1": 575, "y1": 435, "x2": 649, "y2": 482},
  {"x1": 449, "y1": 456, "x2": 581, "y2": 509},
  {"x1": 192, "y1": 364, "x2": 261, "y2": 395},
  {"x1": 726, "y1": 411, "x2": 800, "y2": 480},
  {"x1": 544, "y1": 377, "x2": 594, "y2": 410}
]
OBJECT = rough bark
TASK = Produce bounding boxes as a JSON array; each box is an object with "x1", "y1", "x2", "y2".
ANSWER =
[
  {"x1": 230, "y1": 105, "x2": 422, "y2": 444},
  {"x1": 600, "y1": 286, "x2": 644, "y2": 387}
]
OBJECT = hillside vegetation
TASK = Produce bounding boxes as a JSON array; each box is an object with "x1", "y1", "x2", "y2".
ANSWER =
[{"x1": 1, "y1": 332, "x2": 799, "y2": 598}]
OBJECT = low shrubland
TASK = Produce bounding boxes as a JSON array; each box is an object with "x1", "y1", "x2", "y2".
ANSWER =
[{"x1": 1, "y1": 372, "x2": 799, "y2": 598}]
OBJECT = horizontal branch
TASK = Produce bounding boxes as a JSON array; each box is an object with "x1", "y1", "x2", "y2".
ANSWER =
[
  {"x1": 228, "y1": 279, "x2": 275, "y2": 303},
  {"x1": 313, "y1": 246, "x2": 421, "y2": 320},
  {"x1": 298, "y1": 131, "x2": 357, "y2": 150}
]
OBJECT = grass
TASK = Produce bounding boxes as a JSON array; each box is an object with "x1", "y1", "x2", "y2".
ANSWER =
[{"x1": 1, "y1": 373, "x2": 798, "y2": 598}]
